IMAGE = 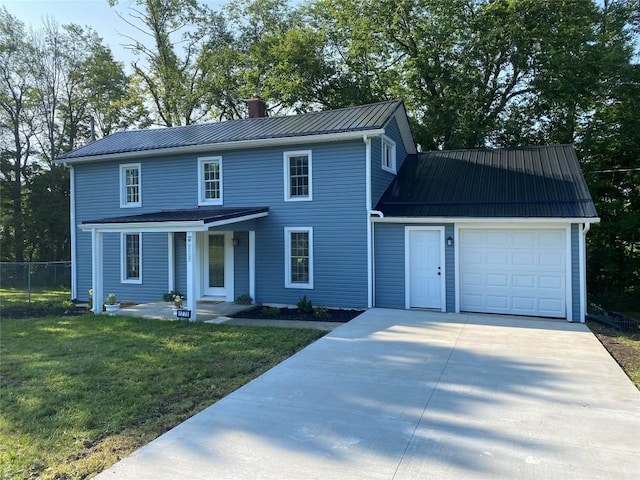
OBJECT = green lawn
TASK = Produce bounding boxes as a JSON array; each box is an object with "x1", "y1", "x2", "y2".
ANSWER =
[
  {"x1": 0, "y1": 315, "x2": 324, "y2": 480},
  {"x1": 0, "y1": 287, "x2": 71, "y2": 304}
]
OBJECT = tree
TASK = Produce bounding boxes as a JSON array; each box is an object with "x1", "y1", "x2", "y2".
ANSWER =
[
  {"x1": 109, "y1": 0, "x2": 231, "y2": 126},
  {"x1": 0, "y1": 7, "x2": 37, "y2": 262}
]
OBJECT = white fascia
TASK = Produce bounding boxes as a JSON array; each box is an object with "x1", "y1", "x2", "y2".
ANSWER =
[
  {"x1": 80, "y1": 211, "x2": 269, "y2": 233},
  {"x1": 372, "y1": 216, "x2": 601, "y2": 225},
  {"x1": 55, "y1": 129, "x2": 387, "y2": 165}
]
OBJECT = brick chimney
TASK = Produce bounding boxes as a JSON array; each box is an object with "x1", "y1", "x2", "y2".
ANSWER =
[{"x1": 247, "y1": 94, "x2": 267, "y2": 118}]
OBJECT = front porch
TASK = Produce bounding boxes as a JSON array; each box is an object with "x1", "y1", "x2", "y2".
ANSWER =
[{"x1": 81, "y1": 206, "x2": 269, "y2": 321}]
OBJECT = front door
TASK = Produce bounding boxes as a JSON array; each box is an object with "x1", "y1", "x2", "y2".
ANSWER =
[
  {"x1": 408, "y1": 229, "x2": 443, "y2": 309},
  {"x1": 204, "y1": 233, "x2": 228, "y2": 297}
]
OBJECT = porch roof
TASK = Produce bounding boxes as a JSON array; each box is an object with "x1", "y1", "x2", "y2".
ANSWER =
[{"x1": 81, "y1": 206, "x2": 268, "y2": 231}]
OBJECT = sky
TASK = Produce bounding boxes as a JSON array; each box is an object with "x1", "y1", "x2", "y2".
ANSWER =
[{"x1": 0, "y1": 0, "x2": 226, "y2": 66}]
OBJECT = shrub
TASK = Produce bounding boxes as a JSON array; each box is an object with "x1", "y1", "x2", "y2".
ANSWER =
[
  {"x1": 297, "y1": 295, "x2": 313, "y2": 314},
  {"x1": 0, "y1": 301, "x2": 78, "y2": 319},
  {"x1": 235, "y1": 294, "x2": 253, "y2": 305},
  {"x1": 262, "y1": 306, "x2": 281, "y2": 317},
  {"x1": 162, "y1": 291, "x2": 184, "y2": 302},
  {"x1": 313, "y1": 306, "x2": 329, "y2": 319}
]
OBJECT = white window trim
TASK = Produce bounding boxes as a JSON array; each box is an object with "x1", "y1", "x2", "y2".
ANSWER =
[
  {"x1": 198, "y1": 156, "x2": 223, "y2": 206},
  {"x1": 119, "y1": 163, "x2": 142, "y2": 208},
  {"x1": 121, "y1": 232, "x2": 142, "y2": 284},
  {"x1": 381, "y1": 136, "x2": 397, "y2": 174},
  {"x1": 283, "y1": 150, "x2": 313, "y2": 202},
  {"x1": 284, "y1": 227, "x2": 314, "y2": 289}
]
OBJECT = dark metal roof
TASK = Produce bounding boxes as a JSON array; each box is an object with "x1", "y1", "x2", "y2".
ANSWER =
[
  {"x1": 377, "y1": 145, "x2": 598, "y2": 218},
  {"x1": 82, "y1": 206, "x2": 268, "y2": 225},
  {"x1": 59, "y1": 100, "x2": 403, "y2": 160}
]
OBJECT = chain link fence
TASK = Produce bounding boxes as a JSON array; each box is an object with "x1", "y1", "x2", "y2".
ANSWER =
[{"x1": 0, "y1": 261, "x2": 71, "y2": 302}]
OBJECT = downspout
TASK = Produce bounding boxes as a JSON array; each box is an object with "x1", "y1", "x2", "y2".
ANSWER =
[
  {"x1": 67, "y1": 163, "x2": 77, "y2": 300},
  {"x1": 364, "y1": 134, "x2": 386, "y2": 309},
  {"x1": 580, "y1": 222, "x2": 592, "y2": 323},
  {"x1": 364, "y1": 135, "x2": 373, "y2": 308}
]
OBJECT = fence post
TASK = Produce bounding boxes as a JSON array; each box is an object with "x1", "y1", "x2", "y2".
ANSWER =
[{"x1": 27, "y1": 263, "x2": 31, "y2": 303}]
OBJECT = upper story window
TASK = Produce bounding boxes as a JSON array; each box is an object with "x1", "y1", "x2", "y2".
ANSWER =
[
  {"x1": 285, "y1": 227, "x2": 313, "y2": 289},
  {"x1": 120, "y1": 163, "x2": 141, "y2": 208},
  {"x1": 284, "y1": 150, "x2": 312, "y2": 201},
  {"x1": 198, "y1": 156, "x2": 223, "y2": 205},
  {"x1": 381, "y1": 137, "x2": 396, "y2": 174},
  {"x1": 121, "y1": 233, "x2": 142, "y2": 284}
]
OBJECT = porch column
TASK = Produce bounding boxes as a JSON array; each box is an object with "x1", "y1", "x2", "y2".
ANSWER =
[
  {"x1": 249, "y1": 230, "x2": 256, "y2": 302},
  {"x1": 167, "y1": 232, "x2": 175, "y2": 293},
  {"x1": 91, "y1": 229, "x2": 103, "y2": 314},
  {"x1": 185, "y1": 231, "x2": 197, "y2": 321}
]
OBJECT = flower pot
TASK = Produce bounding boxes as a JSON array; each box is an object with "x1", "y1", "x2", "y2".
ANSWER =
[{"x1": 105, "y1": 303, "x2": 120, "y2": 316}]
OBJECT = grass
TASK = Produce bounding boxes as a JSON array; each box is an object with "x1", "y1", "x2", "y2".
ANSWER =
[
  {"x1": 0, "y1": 287, "x2": 71, "y2": 304},
  {"x1": 0, "y1": 315, "x2": 325, "y2": 480}
]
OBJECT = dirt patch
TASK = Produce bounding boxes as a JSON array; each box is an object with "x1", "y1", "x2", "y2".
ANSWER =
[
  {"x1": 587, "y1": 320, "x2": 640, "y2": 389},
  {"x1": 231, "y1": 306, "x2": 364, "y2": 323}
]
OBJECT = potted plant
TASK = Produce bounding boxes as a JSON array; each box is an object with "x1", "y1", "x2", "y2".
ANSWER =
[
  {"x1": 104, "y1": 293, "x2": 120, "y2": 316},
  {"x1": 172, "y1": 294, "x2": 184, "y2": 315}
]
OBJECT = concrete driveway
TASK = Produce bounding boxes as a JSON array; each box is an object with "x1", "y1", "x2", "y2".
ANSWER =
[{"x1": 96, "y1": 309, "x2": 640, "y2": 479}]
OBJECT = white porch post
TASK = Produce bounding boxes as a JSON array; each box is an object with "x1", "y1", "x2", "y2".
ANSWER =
[
  {"x1": 91, "y1": 229, "x2": 103, "y2": 314},
  {"x1": 249, "y1": 230, "x2": 256, "y2": 302},
  {"x1": 185, "y1": 231, "x2": 197, "y2": 321},
  {"x1": 167, "y1": 232, "x2": 175, "y2": 293}
]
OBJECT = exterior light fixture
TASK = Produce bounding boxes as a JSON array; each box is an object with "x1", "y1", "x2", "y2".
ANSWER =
[{"x1": 447, "y1": 236, "x2": 453, "y2": 247}]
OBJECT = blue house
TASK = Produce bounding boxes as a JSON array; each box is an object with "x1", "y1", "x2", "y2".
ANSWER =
[{"x1": 57, "y1": 99, "x2": 598, "y2": 322}]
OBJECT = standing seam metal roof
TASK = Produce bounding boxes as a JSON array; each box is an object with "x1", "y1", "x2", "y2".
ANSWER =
[
  {"x1": 376, "y1": 145, "x2": 598, "y2": 218},
  {"x1": 58, "y1": 100, "x2": 403, "y2": 160}
]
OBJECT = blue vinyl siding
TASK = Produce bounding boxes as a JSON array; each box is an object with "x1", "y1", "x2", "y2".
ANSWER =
[
  {"x1": 374, "y1": 223, "x2": 454, "y2": 311},
  {"x1": 571, "y1": 224, "x2": 581, "y2": 322},
  {"x1": 374, "y1": 224, "x2": 405, "y2": 309},
  {"x1": 444, "y1": 224, "x2": 455, "y2": 312},
  {"x1": 74, "y1": 140, "x2": 369, "y2": 308},
  {"x1": 175, "y1": 232, "x2": 187, "y2": 295},
  {"x1": 233, "y1": 231, "x2": 250, "y2": 298},
  {"x1": 371, "y1": 117, "x2": 408, "y2": 207}
]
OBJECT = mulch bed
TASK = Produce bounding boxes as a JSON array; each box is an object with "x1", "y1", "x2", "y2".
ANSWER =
[
  {"x1": 587, "y1": 320, "x2": 640, "y2": 389},
  {"x1": 231, "y1": 306, "x2": 364, "y2": 323}
]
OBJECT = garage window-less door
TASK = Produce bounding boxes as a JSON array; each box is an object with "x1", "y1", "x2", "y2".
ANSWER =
[{"x1": 459, "y1": 229, "x2": 566, "y2": 318}]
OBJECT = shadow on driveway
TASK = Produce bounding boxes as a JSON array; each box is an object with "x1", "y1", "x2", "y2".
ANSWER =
[{"x1": 96, "y1": 309, "x2": 640, "y2": 480}]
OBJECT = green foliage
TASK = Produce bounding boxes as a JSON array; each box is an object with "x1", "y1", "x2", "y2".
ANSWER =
[
  {"x1": 162, "y1": 290, "x2": 184, "y2": 302},
  {"x1": 104, "y1": 293, "x2": 118, "y2": 305},
  {"x1": 0, "y1": 300, "x2": 78, "y2": 319},
  {"x1": 262, "y1": 306, "x2": 281, "y2": 317},
  {"x1": 313, "y1": 306, "x2": 328, "y2": 319},
  {"x1": 235, "y1": 294, "x2": 253, "y2": 305},
  {"x1": 296, "y1": 295, "x2": 313, "y2": 314},
  {"x1": 0, "y1": 315, "x2": 324, "y2": 479}
]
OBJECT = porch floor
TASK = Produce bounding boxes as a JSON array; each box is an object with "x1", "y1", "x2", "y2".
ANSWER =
[{"x1": 117, "y1": 301, "x2": 254, "y2": 322}]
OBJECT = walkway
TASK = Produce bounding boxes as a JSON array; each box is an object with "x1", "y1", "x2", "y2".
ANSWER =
[{"x1": 96, "y1": 309, "x2": 640, "y2": 479}]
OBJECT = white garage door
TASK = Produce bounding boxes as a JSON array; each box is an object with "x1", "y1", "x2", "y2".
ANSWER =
[{"x1": 459, "y1": 229, "x2": 567, "y2": 318}]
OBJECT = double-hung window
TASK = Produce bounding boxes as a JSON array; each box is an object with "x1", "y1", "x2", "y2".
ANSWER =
[
  {"x1": 198, "y1": 156, "x2": 223, "y2": 205},
  {"x1": 285, "y1": 227, "x2": 313, "y2": 289},
  {"x1": 121, "y1": 233, "x2": 142, "y2": 283},
  {"x1": 120, "y1": 163, "x2": 141, "y2": 207},
  {"x1": 381, "y1": 137, "x2": 396, "y2": 173},
  {"x1": 284, "y1": 151, "x2": 312, "y2": 201}
]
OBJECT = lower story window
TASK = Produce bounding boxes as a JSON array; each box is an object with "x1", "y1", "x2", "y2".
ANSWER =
[
  {"x1": 122, "y1": 233, "x2": 142, "y2": 283},
  {"x1": 285, "y1": 227, "x2": 313, "y2": 289}
]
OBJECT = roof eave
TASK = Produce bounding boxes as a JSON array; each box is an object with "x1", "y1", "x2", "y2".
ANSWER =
[
  {"x1": 80, "y1": 211, "x2": 269, "y2": 232},
  {"x1": 372, "y1": 216, "x2": 601, "y2": 224},
  {"x1": 56, "y1": 129, "x2": 386, "y2": 165}
]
